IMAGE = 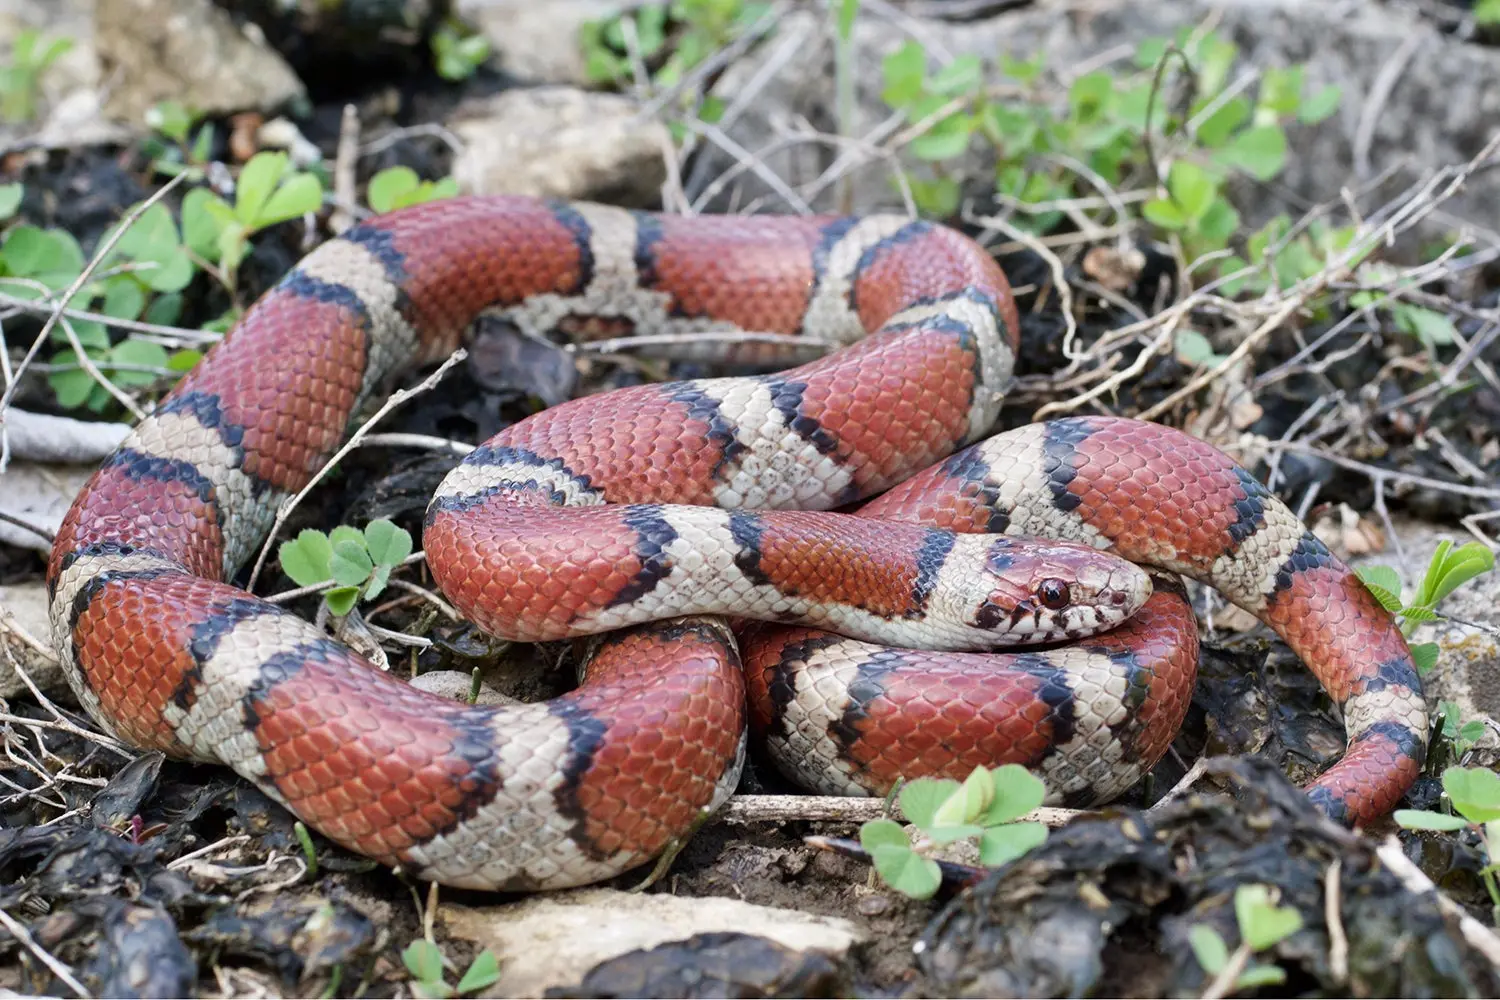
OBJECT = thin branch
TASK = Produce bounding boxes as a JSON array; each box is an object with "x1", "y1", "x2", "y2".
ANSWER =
[
  {"x1": 262, "y1": 550, "x2": 428, "y2": 606},
  {"x1": 632, "y1": 1, "x2": 789, "y2": 124},
  {"x1": 1353, "y1": 29, "x2": 1429, "y2": 179},
  {"x1": 54, "y1": 312, "x2": 145, "y2": 421},
  {"x1": 329, "y1": 103, "x2": 361, "y2": 236},
  {"x1": 570, "y1": 328, "x2": 838, "y2": 358},
  {"x1": 1255, "y1": 439, "x2": 1500, "y2": 502},
  {"x1": 1137, "y1": 290, "x2": 1314, "y2": 422},
  {"x1": 360, "y1": 123, "x2": 465, "y2": 158},
  {"x1": 1200, "y1": 941, "x2": 1254, "y2": 1000},
  {"x1": 675, "y1": 118, "x2": 814, "y2": 215},
  {"x1": 1376, "y1": 834, "x2": 1500, "y2": 972},
  {"x1": 0, "y1": 291, "x2": 221, "y2": 346},
  {"x1": 356, "y1": 432, "x2": 474, "y2": 456},
  {"x1": 716, "y1": 793, "x2": 1080, "y2": 828},
  {"x1": 0, "y1": 907, "x2": 92, "y2": 998},
  {"x1": 246, "y1": 352, "x2": 468, "y2": 591},
  {"x1": 967, "y1": 205, "x2": 1079, "y2": 367},
  {"x1": 0, "y1": 509, "x2": 55, "y2": 543},
  {"x1": 384, "y1": 578, "x2": 460, "y2": 621}
]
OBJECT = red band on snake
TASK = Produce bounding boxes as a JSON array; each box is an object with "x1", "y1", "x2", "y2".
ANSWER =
[{"x1": 46, "y1": 196, "x2": 1426, "y2": 891}]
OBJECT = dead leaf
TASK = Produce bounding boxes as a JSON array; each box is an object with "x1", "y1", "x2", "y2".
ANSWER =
[{"x1": 1082, "y1": 245, "x2": 1145, "y2": 292}]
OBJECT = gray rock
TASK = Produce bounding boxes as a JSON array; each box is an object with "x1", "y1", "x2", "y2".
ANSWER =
[
  {"x1": 96, "y1": 0, "x2": 306, "y2": 123},
  {"x1": 0, "y1": 580, "x2": 64, "y2": 698},
  {"x1": 440, "y1": 887, "x2": 864, "y2": 997},
  {"x1": 0, "y1": 462, "x2": 100, "y2": 555},
  {"x1": 408, "y1": 669, "x2": 521, "y2": 707},
  {"x1": 449, "y1": 86, "x2": 669, "y2": 205}
]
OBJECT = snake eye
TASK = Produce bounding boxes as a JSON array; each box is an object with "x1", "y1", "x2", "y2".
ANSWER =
[{"x1": 1038, "y1": 579, "x2": 1071, "y2": 610}]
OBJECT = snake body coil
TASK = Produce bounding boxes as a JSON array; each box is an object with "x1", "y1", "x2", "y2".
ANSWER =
[{"x1": 48, "y1": 197, "x2": 1427, "y2": 891}]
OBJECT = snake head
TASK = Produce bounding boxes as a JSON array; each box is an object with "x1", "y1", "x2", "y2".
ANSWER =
[{"x1": 970, "y1": 537, "x2": 1151, "y2": 643}]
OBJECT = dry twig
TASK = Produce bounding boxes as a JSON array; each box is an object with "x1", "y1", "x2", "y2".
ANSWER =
[
  {"x1": 1376, "y1": 834, "x2": 1500, "y2": 972},
  {"x1": 717, "y1": 793, "x2": 1080, "y2": 828},
  {"x1": 0, "y1": 907, "x2": 92, "y2": 998}
]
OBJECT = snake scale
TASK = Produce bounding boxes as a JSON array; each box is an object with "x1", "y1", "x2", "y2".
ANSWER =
[{"x1": 46, "y1": 196, "x2": 1427, "y2": 891}]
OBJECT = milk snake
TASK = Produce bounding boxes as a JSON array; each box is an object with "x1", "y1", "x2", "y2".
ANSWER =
[{"x1": 47, "y1": 196, "x2": 1427, "y2": 891}]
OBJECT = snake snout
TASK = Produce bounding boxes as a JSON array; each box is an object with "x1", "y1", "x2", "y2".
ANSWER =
[{"x1": 972, "y1": 538, "x2": 1151, "y2": 642}]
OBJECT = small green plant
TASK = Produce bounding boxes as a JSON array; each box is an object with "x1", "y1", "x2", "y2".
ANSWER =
[
  {"x1": 1356, "y1": 539, "x2": 1496, "y2": 676},
  {"x1": 0, "y1": 182, "x2": 21, "y2": 221},
  {"x1": 1478, "y1": 0, "x2": 1500, "y2": 26},
  {"x1": 875, "y1": 28, "x2": 1338, "y2": 261},
  {"x1": 1189, "y1": 884, "x2": 1304, "y2": 993},
  {"x1": 431, "y1": 18, "x2": 491, "y2": 81},
  {"x1": 293, "y1": 821, "x2": 319, "y2": 877},
  {"x1": 0, "y1": 29, "x2": 74, "y2": 124},
  {"x1": 582, "y1": 0, "x2": 770, "y2": 88},
  {"x1": 3, "y1": 160, "x2": 326, "y2": 415},
  {"x1": 858, "y1": 764, "x2": 1048, "y2": 900},
  {"x1": 402, "y1": 939, "x2": 501, "y2": 999},
  {"x1": 1396, "y1": 766, "x2": 1500, "y2": 925},
  {"x1": 1217, "y1": 214, "x2": 1362, "y2": 298},
  {"x1": 1436, "y1": 700, "x2": 1490, "y2": 762},
  {"x1": 1139, "y1": 56, "x2": 1337, "y2": 263},
  {"x1": 1347, "y1": 262, "x2": 1462, "y2": 352},
  {"x1": 0, "y1": 217, "x2": 86, "y2": 294},
  {"x1": 277, "y1": 518, "x2": 414, "y2": 617},
  {"x1": 367, "y1": 167, "x2": 460, "y2": 214},
  {"x1": 184, "y1": 150, "x2": 324, "y2": 286},
  {"x1": 1, "y1": 164, "x2": 323, "y2": 415},
  {"x1": 141, "y1": 100, "x2": 216, "y2": 179},
  {"x1": 0, "y1": 190, "x2": 201, "y2": 412}
]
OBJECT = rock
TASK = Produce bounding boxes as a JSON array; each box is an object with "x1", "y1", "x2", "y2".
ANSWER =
[
  {"x1": 439, "y1": 886, "x2": 864, "y2": 998},
  {"x1": 407, "y1": 669, "x2": 519, "y2": 707},
  {"x1": 456, "y1": 0, "x2": 620, "y2": 87},
  {"x1": 448, "y1": 86, "x2": 668, "y2": 205},
  {"x1": 0, "y1": 580, "x2": 65, "y2": 697},
  {"x1": 0, "y1": 462, "x2": 98, "y2": 555},
  {"x1": 552, "y1": 931, "x2": 847, "y2": 999},
  {"x1": 95, "y1": 0, "x2": 306, "y2": 124},
  {"x1": 1349, "y1": 519, "x2": 1500, "y2": 745},
  {"x1": 701, "y1": 0, "x2": 1500, "y2": 242}
]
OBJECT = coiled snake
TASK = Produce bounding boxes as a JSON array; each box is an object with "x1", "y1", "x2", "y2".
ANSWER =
[{"x1": 47, "y1": 196, "x2": 1426, "y2": 891}]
